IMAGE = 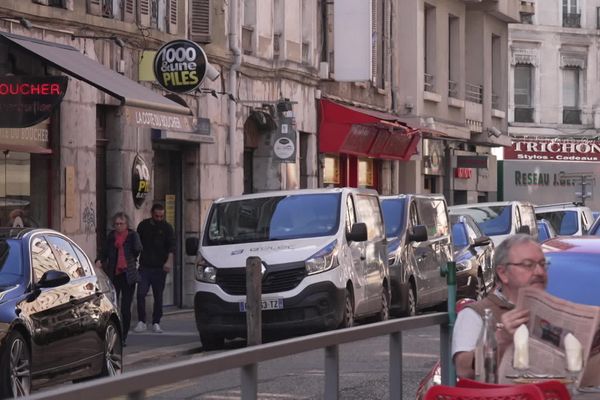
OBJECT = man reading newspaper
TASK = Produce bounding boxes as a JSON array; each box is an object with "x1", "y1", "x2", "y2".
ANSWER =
[{"x1": 498, "y1": 287, "x2": 600, "y2": 389}]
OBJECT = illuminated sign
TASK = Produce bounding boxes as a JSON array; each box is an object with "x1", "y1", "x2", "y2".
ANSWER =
[
  {"x1": 132, "y1": 155, "x2": 151, "y2": 208},
  {"x1": 0, "y1": 76, "x2": 68, "y2": 128},
  {"x1": 153, "y1": 40, "x2": 207, "y2": 94}
]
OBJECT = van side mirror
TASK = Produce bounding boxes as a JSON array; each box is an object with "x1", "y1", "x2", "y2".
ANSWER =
[
  {"x1": 408, "y1": 225, "x2": 428, "y2": 243},
  {"x1": 347, "y1": 222, "x2": 368, "y2": 242},
  {"x1": 472, "y1": 236, "x2": 491, "y2": 247},
  {"x1": 185, "y1": 237, "x2": 199, "y2": 256},
  {"x1": 517, "y1": 225, "x2": 531, "y2": 235}
]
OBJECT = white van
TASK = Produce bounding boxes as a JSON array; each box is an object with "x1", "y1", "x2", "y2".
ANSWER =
[
  {"x1": 535, "y1": 202, "x2": 594, "y2": 236},
  {"x1": 449, "y1": 201, "x2": 538, "y2": 246},
  {"x1": 186, "y1": 188, "x2": 389, "y2": 350}
]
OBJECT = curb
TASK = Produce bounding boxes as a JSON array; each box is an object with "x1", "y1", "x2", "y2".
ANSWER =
[{"x1": 124, "y1": 342, "x2": 203, "y2": 368}]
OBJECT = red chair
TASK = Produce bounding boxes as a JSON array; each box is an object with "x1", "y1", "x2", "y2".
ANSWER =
[
  {"x1": 456, "y1": 378, "x2": 571, "y2": 400},
  {"x1": 424, "y1": 383, "x2": 546, "y2": 400}
]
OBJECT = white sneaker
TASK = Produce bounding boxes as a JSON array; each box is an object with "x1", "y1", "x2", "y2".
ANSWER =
[
  {"x1": 133, "y1": 321, "x2": 147, "y2": 333},
  {"x1": 152, "y1": 323, "x2": 163, "y2": 333}
]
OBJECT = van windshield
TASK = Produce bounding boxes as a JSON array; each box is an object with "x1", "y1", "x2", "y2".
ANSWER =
[
  {"x1": 380, "y1": 198, "x2": 407, "y2": 238},
  {"x1": 457, "y1": 205, "x2": 512, "y2": 236},
  {"x1": 205, "y1": 193, "x2": 341, "y2": 245}
]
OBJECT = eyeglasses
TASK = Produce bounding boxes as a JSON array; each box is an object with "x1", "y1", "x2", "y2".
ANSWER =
[
  {"x1": 114, "y1": 222, "x2": 126, "y2": 226},
  {"x1": 506, "y1": 259, "x2": 550, "y2": 271}
]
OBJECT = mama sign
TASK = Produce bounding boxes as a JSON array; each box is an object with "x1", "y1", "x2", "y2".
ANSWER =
[{"x1": 153, "y1": 40, "x2": 208, "y2": 94}]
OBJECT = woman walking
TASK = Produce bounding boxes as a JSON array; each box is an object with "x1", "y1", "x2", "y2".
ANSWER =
[{"x1": 96, "y1": 212, "x2": 142, "y2": 346}]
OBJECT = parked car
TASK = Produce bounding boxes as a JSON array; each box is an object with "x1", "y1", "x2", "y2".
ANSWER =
[
  {"x1": 380, "y1": 194, "x2": 452, "y2": 317},
  {"x1": 186, "y1": 188, "x2": 389, "y2": 350},
  {"x1": 542, "y1": 236, "x2": 600, "y2": 306},
  {"x1": 535, "y1": 202, "x2": 594, "y2": 236},
  {"x1": 449, "y1": 201, "x2": 538, "y2": 246},
  {"x1": 0, "y1": 228, "x2": 122, "y2": 397},
  {"x1": 450, "y1": 214, "x2": 494, "y2": 300},
  {"x1": 536, "y1": 218, "x2": 557, "y2": 243}
]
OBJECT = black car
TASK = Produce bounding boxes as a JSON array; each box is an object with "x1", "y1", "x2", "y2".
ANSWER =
[
  {"x1": 0, "y1": 228, "x2": 122, "y2": 397},
  {"x1": 450, "y1": 214, "x2": 495, "y2": 300}
]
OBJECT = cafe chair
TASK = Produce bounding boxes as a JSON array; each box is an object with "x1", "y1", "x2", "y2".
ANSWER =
[
  {"x1": 424, "y1": 383, "x2": 546, "y2": 400},
  {"x1": 457, "y1": 378, "x2": 571, "y2": 400}
]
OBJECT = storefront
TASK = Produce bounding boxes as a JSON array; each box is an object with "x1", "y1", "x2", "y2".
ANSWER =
[{"x1": 318, "y1": 98, "x2": 420, "y2": 191}]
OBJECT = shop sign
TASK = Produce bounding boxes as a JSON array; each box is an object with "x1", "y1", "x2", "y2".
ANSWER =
[
  {"x1": 0, "y1": 76, "x2": 68, "y2": 128},
  {"x1": 505, "y1": 138, "x2": 600, "y2": 162},
  {"x1": 153, "y1": 40, "x2": 208, "y2": 94},
  {"x1": 132, "y1": 155, "x2": 151, "y2": 209},
  {"x1": 456, "y1": 155, "x2": 489, "y2": 169},
  {"x1": 124, "y1": 107, "x2": 194, "y2": 132},
  {"x1": 273, "y1": 100, "x2": 297, "y2": 163},
  {"x1": 422, "y1": 138, "x2": 444, "y2": 175}
]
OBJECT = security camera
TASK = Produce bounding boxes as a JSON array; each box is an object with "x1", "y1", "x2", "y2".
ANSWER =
[
  {"x1": 488, "y1": 127, "x2": 502, "y2": 137},
  {"x1": 205, "y1": 62, "x2": 220, "y2": 81}
]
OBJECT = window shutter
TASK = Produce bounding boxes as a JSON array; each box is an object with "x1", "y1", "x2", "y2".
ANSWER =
[
  {"x1": 87, "y1": 0, "x2": 102, "y2": 16},
  {"x1": 140, "y1": 0, "x2": 151, "y2": 26},
  {"x1": 168, "y1": 0, "x2": 178, "y2": 34},
  {"x1": 124, "y1": 0, "x2": 135, "y2": 23},
  {"x1": 191, "y1": 0, "x2": 212, "y2": 44}
]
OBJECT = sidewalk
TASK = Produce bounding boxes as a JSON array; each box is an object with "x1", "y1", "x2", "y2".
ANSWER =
[{"x1": 123, "y1": 307, "x2": 203, "y2": 368}]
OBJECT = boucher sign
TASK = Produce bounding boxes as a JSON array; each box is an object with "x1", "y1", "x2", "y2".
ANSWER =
[
  {"x1": 153, "y1": 40, "x2": 208, "y2": 94},
  {"x1": 505, "y1": 138, "x2": 600, "y2": 162},
  {"x1": 0, "y1": 76, "x2": 68, "y2": 128}
]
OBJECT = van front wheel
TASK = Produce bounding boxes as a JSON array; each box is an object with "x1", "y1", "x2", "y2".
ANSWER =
[
  {"x1": 339, "y1": 291, "x2": 354, "y2": 328},
  {"x1": 201, "y1": 334, "x2": 224, "y2": 351},
  {"x1": 377, "y1": 288, "x2": 390, "y2": 322}
]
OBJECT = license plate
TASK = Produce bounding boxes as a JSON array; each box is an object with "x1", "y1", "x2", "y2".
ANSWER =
[{"x1": 239, "y1": 298, "x2": 284, "y2": 312}]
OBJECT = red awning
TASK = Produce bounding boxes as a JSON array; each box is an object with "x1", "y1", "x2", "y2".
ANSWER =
[{"x1": 319, "y1": 98, "x2": 420, "y2": 160}]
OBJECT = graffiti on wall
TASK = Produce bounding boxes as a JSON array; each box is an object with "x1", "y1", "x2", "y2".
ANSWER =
[{"x1": 82, "y1": 202, "x2": 96, "y2": 237}]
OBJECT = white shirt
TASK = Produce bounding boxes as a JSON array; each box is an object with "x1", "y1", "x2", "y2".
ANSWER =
[{"x1": 452, "y1": 308, "x2": 483, "y2": 359}]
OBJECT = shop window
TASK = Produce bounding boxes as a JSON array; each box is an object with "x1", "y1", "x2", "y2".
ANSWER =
[
  {"x1": 323, "y1": 155, "x2": 340, "y2": 186},
  {"x1": 514, "y1": 64, "x2": 534, "y2": 122},
  {"x1": 358, "y1": 158, "x2": 373, "y2": 188}
]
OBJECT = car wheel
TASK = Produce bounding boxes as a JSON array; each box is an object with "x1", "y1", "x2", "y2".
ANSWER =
[
  {"x1": 100, "y1": 321, "x2": 123, "y2": 377},
  {"x1": 0, "y1": 331, "x2": 31, "y2": 398},
  {"x1": 339, "y1": 290, "x2": 354, "y2": 328},
  {"x1": 377, "y1": 287, "x2": 390, "y2": 322},
  {"x1": 475, "y1": 271, "x2": 485, "y2": 301},
  {"x1": 201, "y1": 334, "x2": 225, "y2": 351},
  {"x1": 406, "y1": 285, "x2": 417, "y2": 317}
]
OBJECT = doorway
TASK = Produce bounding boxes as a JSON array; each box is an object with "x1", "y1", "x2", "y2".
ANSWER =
[{"x1": 152, "y1": 146, "x2": 183, "y2": 307}]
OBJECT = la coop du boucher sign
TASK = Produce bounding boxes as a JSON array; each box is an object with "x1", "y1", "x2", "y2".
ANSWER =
[{"x1": 153, "y1": 40, "x2": 208, "y2": 94}]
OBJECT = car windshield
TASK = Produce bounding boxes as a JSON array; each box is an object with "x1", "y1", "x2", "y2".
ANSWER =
[
  {"x1": 205, "y1": 193, "x2": 341, "y2": 245},
  {"x1": 381, "y1": 198, "x2": 407, "y2": 238},
  {"x1": 0, "y1": 240, "x2": 23, "y2": 287},
  {"x1": 536, "y1": 211, "x2": 578, "y2": 235},
  {"x1": 545, "y1": 252, "x2": 600, "y2": 306},
  {"x1": 537, "y1": 222, "x2": 550, "y2": 242},
  {"x1": 455, "y1": 205, "x2": 512, "y2": 236},
  {"x1": 451, "y1": 222, "x2": 468, "y2": 247}
]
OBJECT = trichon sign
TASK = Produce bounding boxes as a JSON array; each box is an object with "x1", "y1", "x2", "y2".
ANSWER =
[
  {"x1": 153, "y1": 40, "x2": 207, "y2": 94},
  {"x1": 505, "y1": 138, "x2": 600, "y2": 162}
]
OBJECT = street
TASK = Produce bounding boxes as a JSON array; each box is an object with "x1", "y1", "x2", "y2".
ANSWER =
[{"x1": 120, "y1": 310, "x2": 440, "y2": 400}]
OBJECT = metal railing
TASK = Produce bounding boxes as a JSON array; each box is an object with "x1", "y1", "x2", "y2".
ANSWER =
[
  {"x1": 28, "y1": 313, "x2": 451, "y2": 400},
  {"x1": 448, "y1": 80, "x2": 459, "y2": 98},
  {"x1": 465, "y1": 83, "x2": 483, "y2": 104},
  {"x1": 491, "y1": 93, "x2": 500, "y2": 110},
  {"x1": 514, "y1": 107, "x2": 534, "y2": 123},
  {"x1": 563, "y1": 13, "x2": 581, "y2": 28},
  {"x1": 424, "y1": 73, "x2": 435, "y2": 92},
  {"x1": 563, "y1": 108, "x2": 582, "y2": 124}
]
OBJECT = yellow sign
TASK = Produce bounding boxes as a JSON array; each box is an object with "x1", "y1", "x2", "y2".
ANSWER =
[{"x1": 165, "y1": 194, "x2": 176, "y2": 227}]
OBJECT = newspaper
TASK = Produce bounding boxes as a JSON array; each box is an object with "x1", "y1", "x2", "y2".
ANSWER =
[{"x1": 498, "y1": 287, "x2": 600, "y2": 388}]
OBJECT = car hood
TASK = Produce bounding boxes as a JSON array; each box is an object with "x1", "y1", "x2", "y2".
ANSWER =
[{"x1": 202, "y1": 236, "x2": 336, "y2": 268}]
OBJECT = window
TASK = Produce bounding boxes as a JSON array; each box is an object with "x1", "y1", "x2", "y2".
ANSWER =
[
  {"x1": 191, "y1": 0, "x2": 212, "y2": 43},
  {"x1": 358, "y1": 158, "x2": 373, "y2": 188},
  {"x1": 448, "y1": 15, "x2": 459, "y2": 98},
  {"x1": 563, "y1": 67, "x2": 581, "y2": 124},
  {"x1": 514, "y1": 64, "x2": 534, "y2": 122},
  {"x1": 323, "y1": 155, "x2": 340, "y2": 186},
  {"x1": 242, "y1": 0, "x2": 256, "y2": 55},
  {"x1": 424, "y1": 4, "x2": 436, "y2": 92},
  {"x1": 301, "y1": 0, "x2": 314, "y2": 64},
  {"x1": 354, "y1": 194, "x2": 384, "y2": 240},
  {"x1": 46, "y1": 236, "x2": 87, "y2": 280},
  {"x1": 345, "y1": 195, "x2": 356, "y2": 234},
  {"x1": 491, "y1": 34, "x2": 501, "y2": 110},
  {"x1": 31, "y1": 237, "x2": 60, "y2": 283},
  {"x1": 372, "y1": 0, "x2": 385, "y2": 88},
  {"x1": 563, "y1": 0, "x2": 580, "y2": 27}
]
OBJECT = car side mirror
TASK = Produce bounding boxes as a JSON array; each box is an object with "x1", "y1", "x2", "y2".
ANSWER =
[
  {"x1": 186, "y1": 237, "x2": 199, "y2": 256},
  {"x1": 408, "y1": 225, "x2": 428, "y2": 243},
  {"x1": 517, "y1": 225, "x2": 531, "y2": 235},
  {"x1": 472, "y1": 236, "x2": 491, "y2": 247},
  {"x1": 347, "y1": 222, "x2": 368, "y2": 242},
  {"x1": 37, "y1": 270, "x2": 70, "y2": 288}
]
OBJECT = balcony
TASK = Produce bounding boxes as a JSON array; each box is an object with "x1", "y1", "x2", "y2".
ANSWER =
[
  {"x1": 514, "y1": 107, "x2": 534, "y2": 123},
  {"x1": 563, "y1": 108, "x2": 581, "y2": 124},
  {"x1": 424, "y1": 73, "x2": 435, "y2": 92},
  {"x1": 448, "y1": 80, "x2": 459, "y2": 98},
  {"x1": 465, "y1": 83, "x2": 483, "y2": 104},
  {"x1": 563, "y1": 13, "x2": 581, "y2": 28}
]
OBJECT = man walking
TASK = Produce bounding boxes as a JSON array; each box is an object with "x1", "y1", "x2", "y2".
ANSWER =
[{"x1": 134, "y1": 203, "x2": 175, "y2": 333}]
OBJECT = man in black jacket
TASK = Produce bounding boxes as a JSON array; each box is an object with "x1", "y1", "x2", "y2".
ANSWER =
[{"x1": 134, "y1": 203, "x2": 175, "y2": 333}]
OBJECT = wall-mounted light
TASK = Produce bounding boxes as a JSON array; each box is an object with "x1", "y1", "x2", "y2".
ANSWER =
[
  {"x1": 0, "y1": 16, "x2": 33, "y2": 30},
  {"x1": 71, "y1": 34, "x2": 125, "y2": 48}
]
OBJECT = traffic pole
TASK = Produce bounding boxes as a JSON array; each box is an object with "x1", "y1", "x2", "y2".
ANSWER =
[{"x1": 440, "y1": 260, "x2": 457, "y2": 386}]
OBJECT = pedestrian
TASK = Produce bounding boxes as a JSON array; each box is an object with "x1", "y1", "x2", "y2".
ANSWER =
[
  {"x1": 452, "y1": 233, "x2": 548, "y2": 379},
  {"x1": 95, "y1": 212, "x2": 142, "y2": 346},
  {"x1": 134, "y1": 203, "x2": 175, "y2": 334}
]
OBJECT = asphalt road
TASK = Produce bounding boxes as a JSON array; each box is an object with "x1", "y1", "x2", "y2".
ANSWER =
[{"x1": 123, "y1": 310, "x2": 442, "y2": 400}]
